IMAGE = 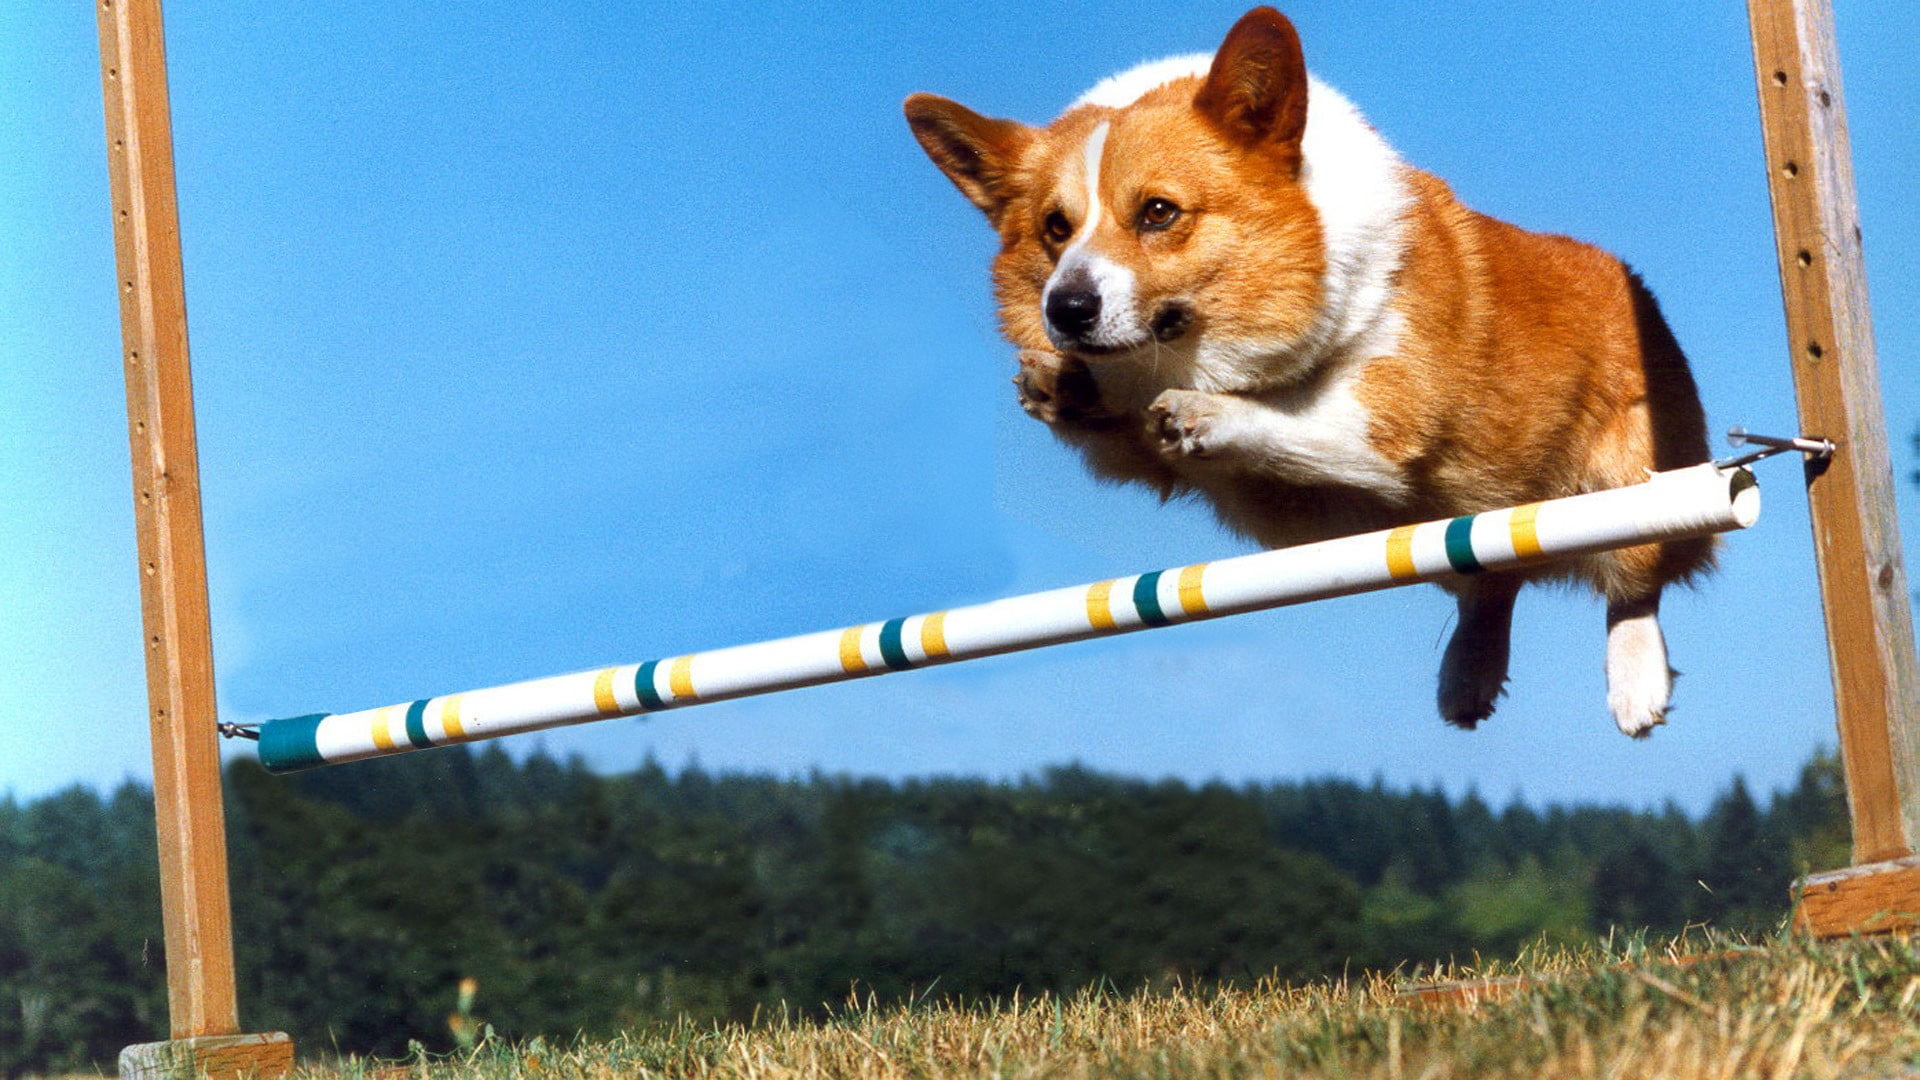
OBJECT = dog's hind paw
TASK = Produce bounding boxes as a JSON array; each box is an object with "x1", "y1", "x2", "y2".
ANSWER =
[
  {"x1": 1606, "y1": 607, "x2": 1672, "y2": 738},
  {"x1": 1438, "y1": 667, "x2": 1505, "y2": 730}
]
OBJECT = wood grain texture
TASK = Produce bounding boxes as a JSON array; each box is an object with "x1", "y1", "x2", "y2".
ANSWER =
[
  {"x1": 1746, "y1": 0, "x2": 1920, "y2": 866},
  {"x1": 1793, "y1": 856, "x2": 1920, "y2": 938},
  {"x1": 121, "y1": 1033, "x2": 294, "y2": 1080},
  {"x1": 95, "y1": 0, "x2": 241, "y2": 1040}
]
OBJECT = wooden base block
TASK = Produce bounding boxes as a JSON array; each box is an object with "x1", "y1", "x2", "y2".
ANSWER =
[
  {"x1": 1793, "y1": 855, "x2": 1920, "y2": 938},
  {"x1": 119, "y1": 1032, "x2": 293, "y2": 1079}
]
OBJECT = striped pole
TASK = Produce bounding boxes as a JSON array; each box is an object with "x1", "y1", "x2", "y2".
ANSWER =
[{"x1": 257, "y1": 463, "x2": 1760, "y2": 772}]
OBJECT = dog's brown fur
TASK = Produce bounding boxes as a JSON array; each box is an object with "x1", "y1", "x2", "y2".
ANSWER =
[{"x1": 906, "y1": 7, "x2": 1710, "y2": 734}]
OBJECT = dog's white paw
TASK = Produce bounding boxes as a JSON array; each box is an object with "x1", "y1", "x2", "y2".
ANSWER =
[
  {"x1": 1149, "y1": 389, "x2": 1227, "y2": 458},
  {"x1": 1606, "y1": 610, "x2": 1672, "y2": 738}
]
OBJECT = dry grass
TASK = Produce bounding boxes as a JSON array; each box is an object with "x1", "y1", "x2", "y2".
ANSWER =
[{"x1": 309, "y1": 935, "x2": 1920, "y2": 1079}]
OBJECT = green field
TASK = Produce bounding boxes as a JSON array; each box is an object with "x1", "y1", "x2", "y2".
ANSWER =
[{"x1": 305, "y1": 935, "x2": 1918, "y2": 1079}]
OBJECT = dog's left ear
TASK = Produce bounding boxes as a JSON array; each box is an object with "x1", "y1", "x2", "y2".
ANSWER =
[
  {"x1": 1196, "y1": 7, "x2": 1309, "y2": 158},
  {"x1": 905, "y1": 93, "x2": 1034, "y2": 223}
]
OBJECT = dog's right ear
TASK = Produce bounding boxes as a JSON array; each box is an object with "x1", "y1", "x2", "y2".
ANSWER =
[{"x1": 904, "y1": 93, "x2": 1033, "y2": 222}]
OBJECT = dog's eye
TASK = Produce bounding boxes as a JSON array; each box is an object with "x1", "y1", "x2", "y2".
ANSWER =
[
  {"x1": 1043, "y1": 211, "x2": 1074, "y2": 243},
  {"x1": 1138, "y1": 198, "x2": 1181, "y2": 230}
]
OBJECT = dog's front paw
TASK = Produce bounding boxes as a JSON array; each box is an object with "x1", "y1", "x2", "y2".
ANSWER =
[
  {"x1": 1149, "y1": 388, "x2": 1226, "y2": 458},
  {"x1": 1014, "y1": 349, "x2": 1105, "y2": 424}
]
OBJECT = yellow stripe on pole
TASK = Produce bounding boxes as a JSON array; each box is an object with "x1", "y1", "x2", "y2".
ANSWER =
[
  {"x1": 669, "y1": 655, "x2": 696, "y2": 700},
  {"x1": 1510, "y1": 503, "x2": 1544, "y2": 559},
  {"x1": 839, "y1": 627, "x2": 869, "y2": 673},
  {"x1": 1177, "y1": 563, "x2": 1210, "y2": 616},
  {"x1": 921, "y1": 611, "x2": 950, "y2": 659},
  {"x1": 1086, "y1": 580, "x2": 1117, "y2": 629},
  {"x1": 592, "y1": 667, "x2": 620, "y2": 716},
  {"x1": 370, "y1": 707, "x2": 397, "y2": 752},
  {"x1": 1385, "y1": 525, "x2": 1419, "y2": 582},
  {"x1": 439, "y1": 695, "x2": 466, "y2": 741}
]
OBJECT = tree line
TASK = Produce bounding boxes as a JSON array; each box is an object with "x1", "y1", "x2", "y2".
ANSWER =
[{"x1": 0, "y1": 746, "x2": 1847, "y2": 1075}]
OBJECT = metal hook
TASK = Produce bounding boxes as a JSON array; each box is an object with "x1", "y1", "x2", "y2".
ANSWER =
[{"x1": 1716, "y1": 427, "x2": 1836, "y2": 469}]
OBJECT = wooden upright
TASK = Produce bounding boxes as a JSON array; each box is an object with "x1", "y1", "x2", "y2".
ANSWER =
[
  {"x1": 1747, "y1": 0, "x2": 1920, "y2": 935},
  {"x1": 96, "y1": 0, "x2": 291, "y2": 1073}
]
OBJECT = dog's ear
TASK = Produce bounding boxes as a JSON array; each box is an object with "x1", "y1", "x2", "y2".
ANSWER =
[
  {"x1": 904, "y1": 93, "x2": 1033, "y2": 221},
  {"x1": 1195, "y1": 7, "x2": 1309, "y2": 158}
]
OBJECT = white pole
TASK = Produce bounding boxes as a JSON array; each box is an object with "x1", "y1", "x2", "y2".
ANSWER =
[{"x1": 257, "y1": 463, "x2": 1760, "y2": 772}]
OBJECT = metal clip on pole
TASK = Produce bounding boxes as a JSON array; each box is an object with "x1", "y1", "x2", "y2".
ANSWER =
[{"x1": 1717, "y1": 427, "x2": 1837, "y2": 469}]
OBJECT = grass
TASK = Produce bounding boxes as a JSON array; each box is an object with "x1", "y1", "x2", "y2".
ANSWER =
[{"x1": 308, "y1": 934, "x2": 1919, "y2": 1079}]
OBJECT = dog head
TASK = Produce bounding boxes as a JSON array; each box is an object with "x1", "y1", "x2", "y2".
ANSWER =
[{"x1": 906, "y1": 7, "x2": 1336, "y2": 389}]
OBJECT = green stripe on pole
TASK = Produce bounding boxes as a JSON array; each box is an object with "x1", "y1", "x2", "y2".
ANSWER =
[
  {"x1": 256, "y1": 713, "x2": 329, "y2": 772},
  {"x1": 635, "y1": 660, "x2": 663, "y2": 710},
  {"x1": 403, "y1": 699, "x2": 432, "y2": 748},
  {"x1": 1133, "y1": 571, "x2": 1169, "y2": 627},
  {"x1": 879, "y1": 617, "x2": 913, "y2": 669},
  {"x1": 1444, "y1": 516, "x2": 1483, "y2": 574}
]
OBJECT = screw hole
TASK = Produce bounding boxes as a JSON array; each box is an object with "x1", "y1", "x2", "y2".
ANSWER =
[
  {"x1": 1796, "y1": 249, "x2": 1813, "y2": 267},
  {"x1": 1782, "y1": 161, "x2": 1800, "y2": 178},
  {"x1": 1771, "y1": 70, "x2": 1788, "y2": 86},
  {"x1": 1806, "y1": 341, "x2": 1825, "y2": 361},
  {"x1": 1819, "y1": 89, "x2": 1832, "y2": 108}
]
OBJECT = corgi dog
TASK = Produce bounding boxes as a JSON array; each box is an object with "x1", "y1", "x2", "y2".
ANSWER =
[{"x1": 904, "y1": 6, "x2": 1712, "y2": 737}]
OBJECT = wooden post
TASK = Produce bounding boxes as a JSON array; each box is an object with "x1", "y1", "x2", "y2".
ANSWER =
[
  {"x1": 1747, "y1": 0, "x2": 1920, "y2": 935},
  {"x1": 96, "y1": 0, "x2": 293, "y2": 1073}
]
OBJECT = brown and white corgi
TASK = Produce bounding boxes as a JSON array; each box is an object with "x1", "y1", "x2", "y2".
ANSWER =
[{"x1": 905, "y1": 6, "x2": 1712, "y2": 737}]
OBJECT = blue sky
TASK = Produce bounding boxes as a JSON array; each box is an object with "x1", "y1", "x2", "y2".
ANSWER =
[{"x1": 3, "y1": 1, "x2": 1915, "y2": 811}]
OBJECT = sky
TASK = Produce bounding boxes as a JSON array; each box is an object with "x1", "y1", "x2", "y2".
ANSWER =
[{"x1": 3, "y1": 1, "x2": 1916, "y2": 813}]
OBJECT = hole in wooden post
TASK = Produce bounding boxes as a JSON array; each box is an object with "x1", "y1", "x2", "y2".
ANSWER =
[
  {"x1": 123, "y1": 280, "x2": 134, "y2": 292},
  {"x1": 1806, "y1": 341, "x2": 1824, "y2": 361},
  {"x1": 107, "y1": 68, "x2": 118, "y2": 80},
  {"x1": 141, "y1": 490, "x2": 153, "y2": 505},
  {"x1": 149, "y1": 635, "x2": 161, "y2": 649},
  {"x1": 145, "y1": 562, "x2": 156, "y2": 576},
  {"x1": 1771, "y1": 70, "x2": 1787, "y2": 86},
  {"x1": 1782, "y1": 161, "x2": 1800, "y2": 178},
  {"x1": 1818, "y1": 89, "x2": 1832, "y2": 108},
  {"x1": 135, "y1": 421, "x2": 146, "y2": 434},
  {"x1": 1796, "y1": 249, "x2": 1813, "y2": 267}
]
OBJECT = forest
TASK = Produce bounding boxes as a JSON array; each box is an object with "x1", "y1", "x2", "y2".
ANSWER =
[{"x1": 0, "y1": 743, "x2": 1848, "y2": 1075}]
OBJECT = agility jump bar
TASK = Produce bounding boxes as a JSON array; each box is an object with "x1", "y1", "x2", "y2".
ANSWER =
[{"x1": 256, "y1": 463, "x2": 1759, "y2": 772}]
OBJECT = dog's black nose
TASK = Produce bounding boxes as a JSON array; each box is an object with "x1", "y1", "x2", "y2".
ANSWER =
[{"x1": 1045, "y1": 287, "x2": 1101, "y2": 337}]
